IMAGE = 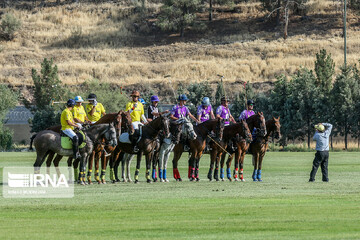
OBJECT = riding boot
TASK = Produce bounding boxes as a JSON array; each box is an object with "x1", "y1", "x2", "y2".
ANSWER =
[
  {"x1": 257, "y1": 169, "x2": 262, "y2": 181},
  {"x1": 71, "y1": 136, "x2": 80, "y2": 159},
  {"x1": 226, "y1": 168, "x2": 231, "y2": 180},
  {"x1": 130, "y1": 132, "x2": 139, "y2": 153},
  {"x1": 220, "y1": 168, "x2": 224, "y2": 180},
  {"x1": 252, "y1": 169, "x2": 258, "y2": 182}
]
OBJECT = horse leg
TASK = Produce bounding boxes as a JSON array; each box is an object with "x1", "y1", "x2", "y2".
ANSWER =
[
  {"x1": 257, "y1": 150, "x2": 265, "y2": 181},
  {"x1": 239, "y1": 145, "x2": 247, "y2": 182},
  {"x1": 146, "y1": 153, "x2": 152, "y2": 183},
  {"x1": 225, "y1": 153, "x2": 234, "y2": 181},
  {"x1": 151, "y1": 150, "x2": 159, "y2": 182},
  {"x1": 252, "y1": 153, "x2": 259, "y2": 182},
  {"x1": 158, "y1": 144, "x2": 166, "y2": 182},
  {"x1": 114, "y1": 152, "x2": 123, "y2": 182},
  {"x1": 127, "y1": 154, "x2": 134, "y2": 182},
  {"x1": 208, "y1": 147, "x2": 216, "y2": 181},
  {"x1": 87, "y1": 151, "x2": 94, "y2": 184},
  {"x1": 53, "y1": 154, "x2": 63, "y2": 178},
  {"x1": 34, "y1": 150, "x2": 51, "y2": 175},
  {"x1": 72, "y1": 157, "x2": 80, "y2": 183},
  {"x1": 94, "y1": 151, "x2": 102, "y2": 184},
  {"x1": 121, "y1": 153, "x2": 127, "y2": 182},
  {"x1": 233, "y1": 147, "x2": 240, "y2": 181},
  {"x1": 172, "y1": 144, "x2": 183, "y2": 181},
  {"x1": 134, "y1": 152, "x2": 143, "y2": 184},
  {"x1": 214, "y1": 153, "x2": 222, "y2": 182},
  {"x1": 189, "y1": 151, "x2": 196, "y2": 181},
  {"x1": 66, "y1": 156, "x2": 74, "y2": 183},
  {"x1": 100, "y1": 153, "x2": 107, "y2": 184},
  {"x1": 163, "y1": 148, "x2": 171, "y2": 182},
  {"x1": 45, "y1": 152, "x2": 55, "y2": 176}
]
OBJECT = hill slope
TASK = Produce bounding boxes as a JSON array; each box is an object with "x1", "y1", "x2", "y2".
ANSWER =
[{"x1": 0, "y1": 0, "x2": 359, "y2": 91}]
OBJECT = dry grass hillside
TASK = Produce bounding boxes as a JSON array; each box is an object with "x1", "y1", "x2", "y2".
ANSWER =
[{"x1": 0, "y1": 0, "x2": 359, "y2": 92}]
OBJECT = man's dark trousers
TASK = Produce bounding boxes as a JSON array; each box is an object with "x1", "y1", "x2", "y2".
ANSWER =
[{"x1": 309, "y1": 151, "x2": 329, "y2": 182}]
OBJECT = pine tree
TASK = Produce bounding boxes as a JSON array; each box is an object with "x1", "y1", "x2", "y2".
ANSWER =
[
  {"x1": 158, "y1": 0, "x2": 202, "y2": 37},
  {"x1": 315, "y1": 49, "x2": 335, "y2": 94}
]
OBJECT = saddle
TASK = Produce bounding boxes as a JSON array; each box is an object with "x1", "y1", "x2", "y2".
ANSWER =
[{"x1": 60, "y1": 131, "x2": 86, "y2": 150}]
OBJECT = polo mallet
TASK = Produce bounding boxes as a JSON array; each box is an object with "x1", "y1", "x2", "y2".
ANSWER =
[
  {"x1": 50, "y1": 99, "x2": 90, "y2": 106},
  {"x1": 207, "y1": 134, "x2": 232, "y2": 157}
]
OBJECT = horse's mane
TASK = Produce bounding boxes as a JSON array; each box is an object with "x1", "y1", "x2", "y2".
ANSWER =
[{"x1": 94, "y1": 112, "x2": 119, "y2": 125}]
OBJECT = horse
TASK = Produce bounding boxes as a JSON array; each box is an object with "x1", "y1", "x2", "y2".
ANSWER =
[
  {"x1": 151, "y1": 118, "x2": 197, "y2": 182},
  {"x1": 249, "y1": 117, "x2": 281, "y2": 181},
  {"x1": 172, "y1": 118, "x2": 225, "y2": 181},
  {"x1": 207, "y1": 120, "x2": 252, "y2": 181},
  {"x1": 87, "y1": 111, "x2": 133, "y2": 184},
  {"x1": 111, "y1": 115, "x2": 170, "y2": 183},
  {"x1": 32, "y1": 123, "x2": 117, "y2": 185},
  {"x1": 221, "y1": 112, "x2": 267, "y2": 181}
]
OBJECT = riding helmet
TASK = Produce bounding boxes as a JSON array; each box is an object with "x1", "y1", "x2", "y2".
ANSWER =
[
  {"x1": 67, "y1": 99, "x2": 76, "y2": 107},
  {"x1": 74, "y1": 96, "x2": 84, "y2": 102},
  {"x1": 139, "y1": 98, "x2": 146, "y2": 104},
  {"x1": 130, "y1": 90, "x2": 140, "y2": 97},
  {"x1": 87, "y1": 93, "x2": 97, "y2": 101},
  {"x1": 202, "y1": 97, "x2": 210, "y2": 106},
  {"x1": 247, "y1": 99, "x2": 254, "y2": 106},
  {"x1": 150, "y1": 95, "x2": 160, "y2": 102},
  {"x1": 178, "y1": 94, "x2": 188, "y2": 101}
]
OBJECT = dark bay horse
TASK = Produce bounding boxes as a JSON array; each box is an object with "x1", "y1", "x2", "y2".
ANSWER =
[
  {"x1": 87, "y1": 111, "x2": 133, "y2": 184},
  {"x1": 33, "y1": 124, "x2": 117, "y2": 185},
  {"x1": 249, "y1": 117, "x2": 281, "y2": 181},
  {"x1": 172, "y1": 118, "x2": 225, "y2": 182},
  {"x1": 221, "y1": 112, "x2": 267, "y2": 181},
  {"x1": 111, "y1": 115, "x2": 170, "y2": 183},
  {"x1": 207, "y1": 120, "x2": 252, "y2": 181}
]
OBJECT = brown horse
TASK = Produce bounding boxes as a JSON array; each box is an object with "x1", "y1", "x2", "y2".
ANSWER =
[
  {"x1": 111, "y1": 115, "x2": 170, "y2": 183},
  {"x1": 172, "y1": 118, "x2": 225, "y2": 182},
  {"x1": 221, "y1": 112, "x2": 267, "y2": 181},
  {"x1": 249, "y1": 117, "x2": 281, "y2": 181},
  {"x1": 207, "y1": 120, "x2": 252, "y2": 181},
  {"x1": 36, "y1": 111, "x2": 132, "y2": 184},
  {"x1": 87, "y1": 111, "x2": 133, "y2": 184}
]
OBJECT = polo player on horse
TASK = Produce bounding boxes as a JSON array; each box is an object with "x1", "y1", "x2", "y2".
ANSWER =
[{"x1": 86, "y1": 93, "x2": 106, "y2": 124}]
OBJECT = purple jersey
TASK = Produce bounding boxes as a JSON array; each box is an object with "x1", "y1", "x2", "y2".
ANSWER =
[
  {"x1": 197, "y1": 105, "x2": 212, "y2": 123},
  {"x1": 239, "y1": 110, "x2": 255, "y2": 121},
  {"x1": 171, "y1": 104, "x2": 190, "y2": 119},
  {"x1": 216, "y1": 105, "x2": 231, "y2": 125}
]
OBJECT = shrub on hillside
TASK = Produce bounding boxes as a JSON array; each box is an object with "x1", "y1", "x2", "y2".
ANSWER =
[
  {"x1": 0, "y1": 13, "x2": 21, "y2": 41},
  {"x1": 0, "y1": 128, "x2": 13, "y2": 151}
]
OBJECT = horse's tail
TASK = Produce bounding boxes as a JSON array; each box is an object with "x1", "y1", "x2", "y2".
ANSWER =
[{"x1": 29, "y1": 134, "x2": 37, "y2": 150}]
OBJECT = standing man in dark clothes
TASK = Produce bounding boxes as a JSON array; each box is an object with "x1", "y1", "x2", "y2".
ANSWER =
[{"x1": 309, "y1": 123, "x2": 333, "y2": 182}]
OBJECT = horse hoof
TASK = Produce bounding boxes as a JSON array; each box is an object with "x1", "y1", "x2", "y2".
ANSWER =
[
  {"x1": 178, "y1": 178, "x2": 182, "y2": 182},
  {"x1": 115, "y1": 178, "x2": 120, "y2": 182},
  {"x1": 160, "y1": 179, "x2": 165, "y2": 182},
  {"x1": 234, "y1": 178, "x2": 239, "y2": 182},
  {"x1": 134, "y1": 180, "x2": 139, "y2": 184},
  {"x1": 208, "y1": 178, "x2": 212, "y2": 182},
  {"x1": 153, "y1": 178, "x2": 158, "y2": 182},
  {"x1": 111, "y1": 180, "x2": 116, "y2": 184},
  {"x1": 257, "y1": 179, "x2": 263, "y2": 182},
  {"x1": 102, "y1": 181, "x2": 107, "y2": 184},
  {"x1": 228, "y1": 178, "x2": 232, "y2": 182},
  {"x1": 122, "y1": 179, "x2": 127, "y2": 183},
  {"x1": 80, "y1": 181, "x2": 86, "y2": 186},
  {"x1": 241, "y1": 178, "x2": 246, "y2": 182},
  {"x1": 221, "y1": 178, "x2": 225, "y2": 181},
  {"x1": 253, "y1": 179, "x2": 257, "y2": 182},
  {"x1": 147, "y1": 179, "x2": 152, "y2": 183},
  {"x1": 196, "y1": 178, "x2": 200, "y2": 182},
  {"x1": 164, "y1": 179, "x2": 169, "y2": 182}
]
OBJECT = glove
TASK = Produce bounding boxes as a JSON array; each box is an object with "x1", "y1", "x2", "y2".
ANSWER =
[{"x1": 93, "y1": 100, "x2": 97, "y2": 106}]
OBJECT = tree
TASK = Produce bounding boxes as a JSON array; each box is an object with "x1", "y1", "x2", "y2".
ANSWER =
[
  {"x1": 231, "y1": 82, "x2": 255, "y2": 119},
  {"x1": 29, "y1": 58, "x2": 65, "y2": 111},
  {"x1": 261, "y1": 0, "x2": 307, "y2": 39},
  {"x1": 0, "y1": 85, "x2": 18, "y2": 150},
  {"x1": 158, "y1": 0, "x2": 202, "y2": 37},
  {"x1": 26, "y1": 58, "x2": 66, "y2": 132},
  {"x1": 185, "y1": 81, "x2": 213, "y2": 114},
  {"x1": 214, "y1": 80, "x2": 225, "y2": 107},
  {"x1": 291, "y1": 68, "x2": 318, "y2": 148},
  {"x1": 204, "y1": 0, "x2": 234, "y2": 21},
  {"x1": 315, "y1": 49, "x2": 335, "y2": 94},
  {"x1": 330, "y1": 66, "x2": 356, "y2": 150}
]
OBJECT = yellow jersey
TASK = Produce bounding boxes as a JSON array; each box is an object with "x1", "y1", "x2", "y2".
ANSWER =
[
  {"x1": 126, "y1": 101, "x2": 144, "y2": 122},
  {"x1": 61, "y1": 108, "x2": 74, "y2": 131},
  {"x1": 86, "y1": 103, "x2": 105, "y2": 122},
  {"x1": 72, "y1": 105, "x2": 87, "y2": 123}
]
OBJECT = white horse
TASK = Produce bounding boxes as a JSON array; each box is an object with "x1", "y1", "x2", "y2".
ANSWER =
[{"x1": 157, "y1": 118, "x2": 197, "y2": 182}]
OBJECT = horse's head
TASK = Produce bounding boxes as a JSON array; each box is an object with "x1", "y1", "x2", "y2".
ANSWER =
[
  {"x1": 170, "y1": 119, "x2": 184, "y2": 145},
  {"x1": 160, "y1": 115, "x2": 171, "y2": 138},
  {"x1": 181, "y1": 118, "x2": 197, "y2": 140},
  {"x1": 121, "y1": 111, "x2": 134, "y2": 135},
  {"x1": 215, "y1": 118, "x2": 225, "y2": 141},
  {"x1": 114, "y1": 111, "x2": 123, "y2": 137},
  {"x1": 250, "y1": 112, "x2": 267, "y2": 137},
  {"x1": 102, "y1": 123, "x2": 118, "y2": 147},
  {"x1": 241, "y1": 119, "x2": 252, "y2": 143},
  {"x1": 272, "y1": 116, "x2": 281, "y2": 139}
]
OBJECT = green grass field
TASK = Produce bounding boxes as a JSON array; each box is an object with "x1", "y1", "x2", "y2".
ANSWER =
[{"x1": 0, "y1": 152, "x2": 359, "y2": 240}]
